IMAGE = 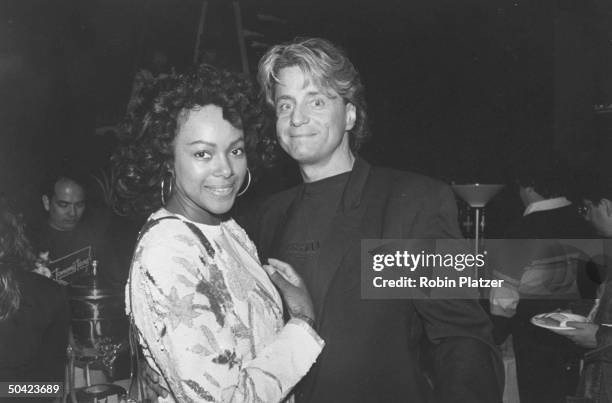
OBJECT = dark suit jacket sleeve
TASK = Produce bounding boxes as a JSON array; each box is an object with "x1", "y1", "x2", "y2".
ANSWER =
[
  {"x1": 425, "y1": 183, "x2": 463, "y2": 239},
  {"x1": 414, "y1": 298, "x2": 503, "y2": 403},
  {"x1": 413, "y1": 182, "x2": 503, "y2": 402}
]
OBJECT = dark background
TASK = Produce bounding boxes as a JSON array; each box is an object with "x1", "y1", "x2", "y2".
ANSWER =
[{"x1": 1, "y1": 0, "x2": 612, "y2": 232}]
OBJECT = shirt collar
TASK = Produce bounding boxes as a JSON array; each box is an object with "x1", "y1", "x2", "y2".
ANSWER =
[{"x1": 523, "y1": 197, "x2": 572, "y2": 216}]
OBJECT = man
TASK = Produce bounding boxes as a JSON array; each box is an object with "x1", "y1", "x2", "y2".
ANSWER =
[
  {"x1": 144, "y1": 37, "x2": 502, "y2": 402},
  {"x1": 550, "y1": 174, "x2": 612, "y2": 402},
  {"x1": 249, "y1": 37, "x2": 502, "y2": 403},
  {"x1": 30, "y1": 166, "x2": 117, "y2": 286},
  {"x1": 489, "y1": 160, "x2": 593, "y2": 403}
]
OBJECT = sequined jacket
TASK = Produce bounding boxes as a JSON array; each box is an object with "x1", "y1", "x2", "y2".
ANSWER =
[{"x1": 126, "y1": 209, "x2": 323, "y2": 402}]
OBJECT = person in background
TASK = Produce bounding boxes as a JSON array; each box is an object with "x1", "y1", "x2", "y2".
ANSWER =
[
  {"x1": 29, "y1": 163, "x2": 119, "y2": 287},
  {"x1": 489, "y1": 158, "x2": 594, "y2": 403},
  {"x1": 0, "y1": 195, "x2": 70, "y2": 401},
  {"x1": 551, "y1": 173, "x2": 612, "y2": 403},
  {"x1": 113, "y1": 64, "x2": 323, "y2": 402}
]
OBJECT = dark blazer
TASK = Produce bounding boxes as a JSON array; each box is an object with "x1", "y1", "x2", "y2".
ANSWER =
[{"x1": 245, "y1": 158, "x2": 503, "y2": 403}]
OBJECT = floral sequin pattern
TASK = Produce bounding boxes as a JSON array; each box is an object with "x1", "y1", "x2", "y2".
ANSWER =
[{"x1": 125, "y1": 210, "x2": 320, "y2": 402}]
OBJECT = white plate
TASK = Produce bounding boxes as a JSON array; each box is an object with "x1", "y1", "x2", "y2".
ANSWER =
[{"x1": 530, "y1": 312, "x2": 587, "y2": 330}]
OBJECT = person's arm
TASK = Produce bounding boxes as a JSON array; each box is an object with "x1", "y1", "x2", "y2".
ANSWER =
[
  {"x1": 594, "y1": 325, "x2": 612, "y2": 361},
  {"x1": 130, "y1": 224, "x2": 323, "y2": 402},
  {"x1": 424, "y1": 184, "x2": 463, "y2": 239},
  {"x1": 411, "y1": 184, "x2": 503, "y2": 402},
  {"x1": 489, "y1": 281, "x2": 520, "y2": 319},
  {"x1": 414, "y1": 299, "x2": 503, "y2": 403},
  {"x1": 554, "y1": 322, "x2": 612, "y2": 361},
  {"x1": 549, "y1": 280, "x2": 612, "y2": 359}
]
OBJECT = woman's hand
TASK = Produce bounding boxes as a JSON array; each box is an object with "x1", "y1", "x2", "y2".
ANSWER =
[
  {"x1": 139, "y1": 358, "x2": 169, "y2": 401},
  {"x1": 264, "y1": 258, "x2": 316, "y2": 327}
]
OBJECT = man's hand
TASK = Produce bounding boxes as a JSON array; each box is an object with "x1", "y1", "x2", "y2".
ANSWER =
[
  {"x1": 139, "y1": 358, "x2": 169, "y2": 401},
  {"x1": 264, "y1": 258, "x2": 316, "y2": 327},
  {"x1": 550, "y1": 322, "x2": 599, "y2": 348}
]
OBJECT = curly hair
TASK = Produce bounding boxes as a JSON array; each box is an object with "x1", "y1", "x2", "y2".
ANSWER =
[
  {"x1": 258, "y1": 37, "x2": 371, "y2": 152},
  {"x1": 0, "y1": 197, "x2": 36, "y2": 321},
  {"x1": 112, "y1": 65, "x2": 275, "y2": 217}
]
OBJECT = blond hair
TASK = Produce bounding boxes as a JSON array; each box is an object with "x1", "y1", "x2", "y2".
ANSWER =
[{"x1": 258, "y1": 37, "x2": 370, "y2": 151}]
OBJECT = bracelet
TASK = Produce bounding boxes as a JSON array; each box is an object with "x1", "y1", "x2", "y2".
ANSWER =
[{"x1": 293, "y1": 313, "x2": 315, "y2": 328}]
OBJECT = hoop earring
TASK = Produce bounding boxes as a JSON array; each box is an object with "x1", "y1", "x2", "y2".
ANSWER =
[
  {"x1": 237, "y1": 169, "x2": 251, "y2": 197},
  {"x1": 160, "y1": 173, "x2": 174, "y2": 205}
]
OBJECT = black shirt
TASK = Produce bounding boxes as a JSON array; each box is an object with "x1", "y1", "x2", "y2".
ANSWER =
[
  {"x1": 276, "y1": 172, "x2": 350, "y2": 312},
  {"x1": 30, "y1": 222, "x2": 119, "y2": 287}
]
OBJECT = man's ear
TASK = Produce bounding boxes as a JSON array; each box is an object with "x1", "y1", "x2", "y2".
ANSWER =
[
  {"x1": 42, "y1": 195, "x2": 50, "y2": 212},
  {"x1": 345, "y1": 102, "x2": 356, "y2": 131}
]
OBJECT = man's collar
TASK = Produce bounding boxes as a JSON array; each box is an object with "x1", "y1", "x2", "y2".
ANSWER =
[
  {"x1": 523, "y1": 196, "x2": 572, "y2": 216},
  {"x1": 295, "y1": 157, "x2": 370, "y2": 213}
]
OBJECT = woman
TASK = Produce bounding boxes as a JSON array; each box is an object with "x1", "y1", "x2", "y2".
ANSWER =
[
  {"x1": 0, "y1": 196, "x2": 69, "y2": 396},
  {"x1": 113, "y1": 65, "x2": 323, "y2": 402}
]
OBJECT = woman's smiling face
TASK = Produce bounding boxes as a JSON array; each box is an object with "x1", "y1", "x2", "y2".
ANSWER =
[{"x1": 169, "y1": 104, "x2": 247, "y2": 224}]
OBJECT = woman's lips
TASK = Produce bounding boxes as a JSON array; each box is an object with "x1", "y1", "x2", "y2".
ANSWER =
[{"x1": 204, "y1": 185, "x2": 234, "y2": 197}]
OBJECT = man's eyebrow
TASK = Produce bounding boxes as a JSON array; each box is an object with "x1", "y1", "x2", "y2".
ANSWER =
[
  {"x1": 310, "y1": 90, "x2": 338, "y2": 99},
  {"x1": 306, "y1": 90, "x2": 325, "y2": 97},
  {"x1": 275, "y1": 94, "x2": 294, "y2": 103},
  {"x1": 275, "y1": 90, "x2": 336, "y2": 103}
]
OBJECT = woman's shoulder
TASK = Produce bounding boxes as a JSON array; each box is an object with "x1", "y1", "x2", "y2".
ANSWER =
[
  {"x1": 145, "y1": 208, "x2": 186, "y2": 228},
  {"x1": 133, "y1": 210, "x2": 212, "y2": 278},
  {"x1": 223, "y1": 218, "x2": 249, "y2": 239},
  {"x1": 222, "y1": 219, "x2": 259, "y2": 257},
  {"x1": 138, "y1": 209, "x2": 198, "y2": 243}
]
